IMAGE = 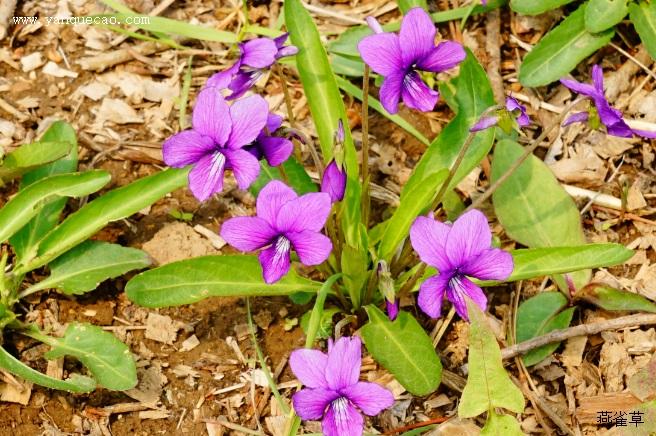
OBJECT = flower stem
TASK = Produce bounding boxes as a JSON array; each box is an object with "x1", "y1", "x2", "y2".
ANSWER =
[
  {"x1": 430, "y1": 129, "x2": 477, "y2": 212},
  {"x1": 276, "y1": 64, "x2": 305, "y2": 164},
  {"x1": 465, "y1": 99, "x2": 581, "y2": 213},
  {"x1": 361, "y1": 65, "x2": 371, "y2": 227}
]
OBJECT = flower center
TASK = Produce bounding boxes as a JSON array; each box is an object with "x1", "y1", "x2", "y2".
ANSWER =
[
  {"x1": 331, "y1": 397, "x2": 350, "y2": 423},
  {"x1": 273, "y1": 236, "x2": 291, "y2": 263}
]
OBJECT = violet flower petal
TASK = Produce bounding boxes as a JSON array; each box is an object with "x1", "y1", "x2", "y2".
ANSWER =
[
  {"x1": 292, "y1": 388, "x2": 339, "y2": 420},
  {"x1": 266, "y1": 113, "x2": 284, "y2": 132},
  {"x1": 357, "y1": 33, "x2": 403, "y2": 76},
  {"x1": 409, "y1": 215, "x2": 451, "y2": 272},
  {"x1": 446, "y1": 276, "x2": 487, "y2": 321},
  {"x1": 416, "y1": 41, "x2": 466, "y2": 73},
  {"x1": 444, "y1": 209, "x2": 492, "y2": 267},
  {"x1": 162, "y1": 130, "x2": 215, "y2": 167},
  {"x1": 223, "y1": 148, "x2": 261, "y2": 189},
  {"x1": 256, "y1": 180, "x2": 297, "y2": 226},
  {"x1": 289, "y1": 349, "x2": 329, "y2": 388},
  {"x1": 470, "y1": 115, "x2": 499, "y2": 132},
  {"x1": 386, "y1": 299, "x2": 399, "y2": 321},
  {"x1": 417, "y1": 274, "x2": 448, "y2": 318},
  {"x1": 342, "y1": 381, "x2": 395, "y2": 416},
  {"x1": 461, "y1": 248, "x2": 514, "y2": 281},
  {"x1": 323, "y1": 399, "x2": 364, "y2": 436},
  {"x1": 257, "y1": 136, "x2": 294, "y2": 167},
  {"x1": 277, "y1": 45, "x2": 299, "y2": 58},
  {"x1": 273, "y1": 33, "x2": 289, "y2": 49},
  {"x1": 205, "y1": 63, "x2": 240, "y2": 89},
  {"x1": 286, "y1": 230, "x2": 333, "y2": 266},
  {"x1": 399, "y1": 8, "x2": 436, "y2": 67},
  {"x1": 258, "y1": 239, "x2": 292, "y2": 284},
  {"x1": 325, "y1": 336, "x2": 361, "y2": 391},
  {"x1": 401, "y1": 71, "x2": 439, "y2": 112},
  {"x1": 563, "y1": 111, "x2": 589, "y2": 126},
  {"x1": 559, "y1": 78, "x2": 599, "y2": 98},
  {"x1": 192, "y1": 87, "x2": 231, "y2": 146},
  {"x1": 379, "y1": 72, "x2": 405, "y2": 114},
  {"x1": 321, "y1": 160, "x2": 346, "y2": 202},
  {"x1": 632, "y1": 128, "x2": 656, "y2": 139},
  {"x1": 226, "y1": 70, "x2": 262, "y2": 100},
  {"x1": 220, "y1": 217, "x2": 276, "y2": 252},
  {"x1": 366, "y1": 16, "x2": 384, "y2": 34},
  {"x1": 227, "y1": 94, "x2": 269, "y2": 149},
  {"x1": 275, "y1": 192, "x2": 332, "y2": 233},
  {"x1": 591, "y1": 64, "x2": 605, "y2": 94},
  {"x1": 240, "y1": 38, "x2": 278, "y2": 68},
  {"x1": 188, "y1": 152, "x2": 226, "y2": 201}
]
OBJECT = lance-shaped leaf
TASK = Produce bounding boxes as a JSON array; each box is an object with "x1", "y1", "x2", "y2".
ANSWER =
[
  {"x1": 519, "y1": 5, "x2": 614, "y2": 87},
  {"x1": 361, "y1": 305, "x2": 442, "y2": 396},
  {"x1": 24, "y1": 241, "x2": 151, "y2": 296},
  {"x1": 0, "y1": 346, "x2": 96, "y2": 393},
  {"x1": 285, "y1": 0, "x2": 362, "y2": 250},
  {"x1": 378, "y1": 169, "x2": 449, "y2": 261},
  {"x1": 481, "y1": 410, "x2": 524, "y2": 436},
  {"x1": 125, "y1": 255, "x2": 321, "y2": 308},
  {"x1": 31, "y1": 323, "x2": 137, "y2": 391},
  {"x1": 402, "y1": 51, "x2": 495, "y2": 199},
  {"x1": 500, "y1": 244, "x2": 634, "y2": 283},
  {"x1": 575, "y1": 284, "x2": 656, "y2": 313},
  {"x1": 10, "y1": 121, "x2": 79, "y2": 261},
  {"x1": 15, "y1": 168, "x2": 188, "y2": 275},
  {"x1": 399, "y1": 0, "x2": 428, "y2": 13},
  {"x1": 585, "y1": 0, "x2": 628, "y2": 33},
  {"x1": 510, "y1": 0, "x2": 574, "y2": 15},
  {"x1": 459, "y1": 299, "x2": 524, "y2": 417},
  {"x1": 516, "y1": 292, "x2": 575, "y2": 366},
  {"x1": 491, "y1": 139, "x2": 590, "y2": 291},
  {"x1": 0, "y1": 140, "x2": 72, "y2": 182},
  {"x1": 0, "y1": 171, "x2": 110, "y2": 245},
  {"x1": 629, "y1": 2, "x2": 656, "y2": 60}
]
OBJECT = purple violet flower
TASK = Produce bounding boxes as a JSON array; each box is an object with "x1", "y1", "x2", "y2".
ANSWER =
[
  {"x1": 206, "y1": 34, "x2": 298, "y2": 100},
  {"x1": 245, "y1": 113, "x2": 294, "y2": 167},
  {"x1": 560, "y1": 64, "x2": 656, "y2": 139},
  {"x1": 162, "y1": 87, "x2": 266, "y2": 201},
  {"x1": 386, "y1": 299, "x2": 400, "y2": 321},
  {"x1": 321, "y1": 160, "x2": 346, "y2": 203},
  {"x1": 357, "y1": 8, "x2": 466, "y2": 114},
  {"x1": 471, "y1": 96, "x2": 530, "y2": 133},
  {"x1": 220, "y1": 180, "x2": 332, "y2": 284},
  {"x1": 290, "y1": 336, "x2": 395, "y2": 436},
  {"x1": 409, "y1": 209, "x2": 513, "y2": 321}
]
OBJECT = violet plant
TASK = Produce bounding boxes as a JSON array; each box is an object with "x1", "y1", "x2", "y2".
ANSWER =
[
  {"x1": 96, "y1": 2, "x2": 650, "y2": 434},
  {"x1": 0, "y1": 121, "x2": 190, "y2": 393}
]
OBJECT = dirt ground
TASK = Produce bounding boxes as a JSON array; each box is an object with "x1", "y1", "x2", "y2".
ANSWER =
[{"x1": 0, "y1": 0, "x2": 655, "y2": 435}]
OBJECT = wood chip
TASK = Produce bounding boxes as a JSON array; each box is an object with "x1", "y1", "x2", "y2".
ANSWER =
[
  {"x1": 0, "y1": 379, "x2": 32, "y2": 405},
  {"x1": 180, "y1": 335, "x2": 200, "y2": 352},
  {"x1": 42, "y1": 61, "x2": 78, "y2": 78},
  {"x1": 145, "y1": 313, "x2": 179, "y2": 344}
]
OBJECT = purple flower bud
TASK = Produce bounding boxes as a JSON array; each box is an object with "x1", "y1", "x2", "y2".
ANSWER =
[
  {"x1": 335, "y1": 119, "x2": 345, "y2": 144},
  {"x1": 386, "y1": 299, "x2": 400, "y2": 321},
  {"x1": 470, "y1": 96, "x2": 530, "y2": 133},
  {"x1": 321, "y1": 160, "x2": 346, "y2": 203}
]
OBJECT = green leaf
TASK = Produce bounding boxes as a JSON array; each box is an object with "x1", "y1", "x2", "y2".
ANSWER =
[
  {"x1": 300, "y1": 274, "x2": 342, "y2": 344},
  {"x1": 630, "y1": 1, "x2": 656, "y2": 60},
  {"x1": 336, "y1": 76, "x2": 430, "y2": 146},
  {"x1": 0, "y1": 141, "x2": 72, "y2": 182},
  {"x1": 585, "y1": 0, "x2": 628, "y2": 33},
  {"x1": 16, "y1": 168, "x2": 188, "y2": 275},
  {"x1": 285, "y1": 0, "x2": 362, "y2": 250},
  {"x1": 516, "y1": 292, "x2": 575, "y2": 366},
  {"x1": 0, "y1": 346, "x2": 96, "y2": 393},
  {"x1": 481, "y1": 410, "x2": 524, "y2": 436},
  {"x1": 510, "y1": 0, "x2": 574, "y2": 15},
  {"x1": 491, "y1": 139, "x2": 590, "y2": 290},
  {"x1": 25, "y1": 241, "x2": 151, "y2": 296},
  {"x1": 459, "y1": 300, "x2": 525, "y2": 417},
  {"x1": 519, "y1": 5, "x2": 614, "y2": 87},
  {"x1": 36, "y1": 323, "x2": 136, "y2": 390},
  {"x1": 399, "y1": 0, "x2": 428, "y2": 14},
  {"x1": 361, "y1": 305, "x2": 442, "y2": 396},
  {"x1": 501, "y1": 244, "x2": 634, "y2": 283},
  {"x1": 301, "y1": 307, "x2": 339, "y2": 341},
  {"x1": 378, "y1": 169, "x2": 449, "y2": 261},
  {"x1": 9, "y1": 121, "x2": 79, "y2": 261},
  {"x1": 125, "y1": 255, "x2": 321, "y2": 308},
  {"x1": 0, "y1": 171, "x2": 110, "y2": 245},
  {"x1": 575, "y1": 284, "x2": 656, "y2": 313},
  {"x1": 331, "y1": 53, "x2": 366, "y2": 77},
  {"x1": 250, "y1": 158, "x2": 317, "y2": 196},
  {"x1": 402, "y1": 51, "x2": 495, "y2": 198}
]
